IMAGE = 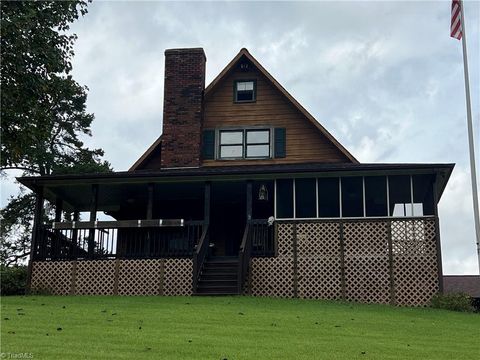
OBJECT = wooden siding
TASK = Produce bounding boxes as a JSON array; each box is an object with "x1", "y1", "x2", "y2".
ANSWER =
[
  {"x1": 203, "y1": 66, "x2": 351, "y2": 166},
  {"x1": 133, "y1": 141, "x2": 162, "y2": 171}
]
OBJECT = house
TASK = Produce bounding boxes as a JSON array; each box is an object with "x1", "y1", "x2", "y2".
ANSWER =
[
  {"x1": 19, "y1": 48, "x2": 454, "y2": 305},
  {"x1": 443, "y1": 275, "x2": 480, "y2": 310}
]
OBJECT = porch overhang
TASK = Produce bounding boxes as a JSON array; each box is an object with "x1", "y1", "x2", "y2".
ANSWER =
[{"x1": 17, "y1": 162, "x2": 454, "y2": 212}]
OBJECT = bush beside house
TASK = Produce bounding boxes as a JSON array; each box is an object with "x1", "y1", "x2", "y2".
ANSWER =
[
  {"x1": 431, "y1": 292, "x2": 475, "y2": 312},
  {"x1": 0, "y1": 265, "x2": 27, "y2": 295}
]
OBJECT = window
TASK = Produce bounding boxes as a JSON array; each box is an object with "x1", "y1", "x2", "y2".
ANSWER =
[
  {"x1": 295, "y1": 178, "x2": 316, "y2": 218},
  {"x1": 235, "y1": 80, "x2": 256, "y2": 102},
  {"x1": 246, "y1": 130, "x2": 270, "y2": 158},
  {"x1": 219, "y1": 130, "x2": 243, "y2": 159},
  {"x1": 218, "y1": 129, "x2": 270, "y2": 159}
]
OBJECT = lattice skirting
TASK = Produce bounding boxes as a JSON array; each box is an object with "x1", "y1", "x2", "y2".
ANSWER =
[
  {"x1": 30, "y1": 258, "x2": 193, "y2": 296},
  {"x1": 31, "y1": 219, "x2": 439, "y2": 305},
  {"x1": 31, "y1": 261, "x2": 73, "y2": 295},
  {"x1": 249, "y1": 219, "x2": 440, "y2": 306},
  {"x1": 250, "y1": 257, "x2": 294, "y2": 298},
  {"x1": 164, "y1": 259, "x2": 193, "y2": 296},
  {"x1": 117, "y1": 259, "x2": 164, "y2": 296},
  {"x1": 343, "y1": 222, "x2": 391, "y2": 304},
  {"x1": 297, "y1": 222, "x2": 342, "y2": 300}
]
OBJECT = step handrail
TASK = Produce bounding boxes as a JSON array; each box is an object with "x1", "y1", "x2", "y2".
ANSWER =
[
  {"x1": 237, "y1": 222, "x2": 252, "y2": 294},
  {"x1": 193, "y1": 224, "x2": 209, "y2": 292}
]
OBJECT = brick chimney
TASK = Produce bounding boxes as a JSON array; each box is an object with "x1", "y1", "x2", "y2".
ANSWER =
[{"x1": 160, "y1": 48, "x2": 206, "y2": 168}]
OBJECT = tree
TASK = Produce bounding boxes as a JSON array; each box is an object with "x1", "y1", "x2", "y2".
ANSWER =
[{"x1": 0, "y1": 1, "x2": 111, "y2": 266}]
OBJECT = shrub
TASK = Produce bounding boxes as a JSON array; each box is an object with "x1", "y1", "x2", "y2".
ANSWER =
[
  {"x1": 0, "y1": 265, "x2": 27, "y2": 296},
  {"x1": 30, "y1": 285, "x2": 52, "y2": 295},
  {"x1": 431, "y1": 292, "x2": 474, "y2": 312}
]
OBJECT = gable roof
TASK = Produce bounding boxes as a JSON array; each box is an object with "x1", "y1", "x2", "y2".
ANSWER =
[
  {"x1": 129, "y1": 135, "x2": 162, "y2": 171},
  {"x1": 130, "y1": 48, "x2": 358, "y2": 171},
  {"x1": 205, "y1": 48, "x2": 358, "y2": 163}
]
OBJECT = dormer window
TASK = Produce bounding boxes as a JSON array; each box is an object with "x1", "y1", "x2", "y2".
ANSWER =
[{"x1": 234, "y1": 80, "x2": 256, "y2": 102}]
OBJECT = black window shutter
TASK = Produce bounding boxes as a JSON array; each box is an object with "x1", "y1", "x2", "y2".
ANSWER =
[
  {"x1": 274, "y1": 128, "x2": 286, "y2": 158},
  {"x1": 202, "y1": 130, "x2": 215, "y2": 160}
]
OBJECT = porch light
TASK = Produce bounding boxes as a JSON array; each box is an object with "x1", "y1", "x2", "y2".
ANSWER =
[{"x1": 258, "y1": 184, "x2": 268, "y2": 201}]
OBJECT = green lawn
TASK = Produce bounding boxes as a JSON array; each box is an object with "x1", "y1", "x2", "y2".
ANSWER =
[{"x1": 1, "y1": 296, "x2": 479, "y2": 359}]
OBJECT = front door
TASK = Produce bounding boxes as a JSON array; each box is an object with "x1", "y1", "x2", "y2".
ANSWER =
[{"x1": 210, "y1": 181, "x2": 246, "y2": 256}]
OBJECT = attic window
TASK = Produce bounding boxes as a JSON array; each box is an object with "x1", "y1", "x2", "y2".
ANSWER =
[{"x1": 234, "y1": 80, "x2": 256, "y2": 102}]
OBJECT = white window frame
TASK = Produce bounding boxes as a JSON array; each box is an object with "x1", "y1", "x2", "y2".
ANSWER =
[
  {"x1": 218, "y1": 130, "x2": 244, "y2": 159},
  {"x1": 234, "y1": 80, "x2": 256, "y2": 103}
]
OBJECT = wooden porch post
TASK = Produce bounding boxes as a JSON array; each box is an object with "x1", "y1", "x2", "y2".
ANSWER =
[
  {"x1": 145, "y1": 183, "x2": 154, "y2": 257},
  {"x1": 88, "y1": 184, "x2": 98, "y2": 258},
  {"x1": 204, "y1": 182, "x2": 211, "y2": 225},
  {"x1": 292, "y1": 221, "x2": 298, "y2": 298},
  {"x1": 32, "y1": 186, "x2": 45, "y2": 260},
  {"x1": 53, "y1": 198, "x2": 63, "y2": 259},
  {"x1": 246, "y1": 181, "x2": 252, "y2": 223},
  {"x1": 55, "y1": 198, "x2": 63, "y2": 222},
  {"x1": 27, "y1": 186, "x2": 44, "y2": 292},
  {"x1": 193, "y1": 182, "x2": 211, "y2": 292},
  {"x1": 146, "y1": 183, "x2": 154, "y2": 220},
  {"x1": 432, "y1": 178, "x2": 444, "y2": 294},
  {"x1": 339, "y1": 220, "x2": 346, "y2": 300},
  {"x1": 387, "y1": 220, "x2": 396, "y2": 305},
  {"x1": 72, "y1": 211, "x2": 79, "y2": 259}
]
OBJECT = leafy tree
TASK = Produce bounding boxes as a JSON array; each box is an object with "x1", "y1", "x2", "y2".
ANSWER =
[{"x1": 0, "y1": 0, "x2": 111, "y2": 266}]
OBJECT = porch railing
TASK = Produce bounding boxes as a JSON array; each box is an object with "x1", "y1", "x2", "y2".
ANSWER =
[
  {"x1": 250, "y1": 219, "x2": 275, "y2": 257},
  {"x1": 193, "y1": 224, "x2": 210, "y2": 292},
  {"x1": 33, "y1": 220, "x2": 204, "y2": 260},
  {"x1": 238, "y1": 222, "x2": 252, "y2": 294}
]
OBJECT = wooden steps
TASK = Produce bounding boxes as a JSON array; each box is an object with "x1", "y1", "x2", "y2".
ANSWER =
[{"x1": 195, "y1": 256, "x2": 240, "y2": 296}]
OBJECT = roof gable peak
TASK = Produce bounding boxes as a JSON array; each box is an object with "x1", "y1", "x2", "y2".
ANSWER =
[{"x1": 205, "y1": 48, "x2": 358, "y2": 163}]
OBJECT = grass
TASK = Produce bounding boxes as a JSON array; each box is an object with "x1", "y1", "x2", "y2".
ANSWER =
[{"x1": 1, "y1": 296, "x2": 479, "y2": 359}]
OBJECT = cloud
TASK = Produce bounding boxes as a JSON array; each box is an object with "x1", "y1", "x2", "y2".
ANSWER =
[{"x1": 439, "y1": 166, "x2": 479, "y2": 274}]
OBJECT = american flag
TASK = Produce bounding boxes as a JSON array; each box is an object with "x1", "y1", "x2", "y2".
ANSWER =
[{"x1": 451, "y1": 0, "x2": 462, "y2": 40}]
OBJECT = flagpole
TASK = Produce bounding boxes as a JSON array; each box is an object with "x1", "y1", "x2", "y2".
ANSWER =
[{"x1": 460, "y1": 0, "x2": 480, "y2": 273}]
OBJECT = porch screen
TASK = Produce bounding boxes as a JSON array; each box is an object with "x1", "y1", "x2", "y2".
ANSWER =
[
  {"x1": 341, "y1": 177, "x2": 363, "y2": 217},
  {"x1": 365, "y1": 176, "x2": 388, "y2": 216},
  {"x1": 295, "y1": 178, "x2": 316, "y2": 218},
  {"x1": 413, "y1": 174, "x2": 434, "y2": 216},
  {"x1": 317, "y1": 178, "x2": 340, "y2": 217},
  {"x1": 276, "y1": 179, "x2": 293, "y2": 218},
  {"x1": 389, "y1": 175, "x2": 412, "y2": 216}
]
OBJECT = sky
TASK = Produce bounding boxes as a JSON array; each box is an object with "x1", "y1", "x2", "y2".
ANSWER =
[{"x1": 2, "y1": 0, "x2": 480, "y2": 274}]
